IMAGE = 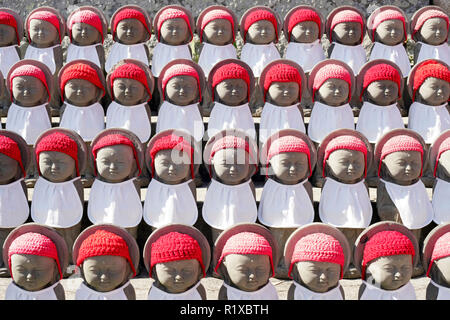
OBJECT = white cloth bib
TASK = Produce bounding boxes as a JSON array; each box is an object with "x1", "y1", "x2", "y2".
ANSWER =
[
  {"x1": 147, "y1": 282, "x2": 202, "y2": 300},
  {"x1": 59, "y1": 102, "x2": 105, "y2": 142},
  {"x1": 66, "y1": 43, "x2": 101, "y2": 67},
  {"x1": 259, "y1": 102, "x2": 305, "y2": 146},
  {"x1": 381, "y1": 179, "x2": 434, "y2": 229},
  {"x1": 240, "y1": 42, "x2": 280, "y2": 77},
  {"x1": 370, "y1": 42, "x2": 411, "y2": 77},
  {"x1": 143, "y1": 179, "x2": 198, "y2": 228},
  {"x1": 359, "y1": 280, "x2": 416, "y2": 300},
  {"x1": 5, "y1": 282, "x2": 60, "y2": 300},
  {"x1": 223, "y1": 281, "x2": 278, "y2": 300},
  {"x1": 106, "y1": 101, "x2": 151, "y2": 143},
  {"x1": 319, "y1": 178, "x2": 372, "y2": 228},
  {"x1": 75, "y1": 281, "x2": 131, "y2": 300},
  {"x1": 429, "y1": 279, "x2": 450, "y2": 300},
  {"x1": 6, "y1": 103, "x2": 51, "y2": 145},
  {"x1": 356, "y1": 102, "x2": 404, "y2": 143},
  {"x1": 284, "y1": 40, "x2": 326, "y2": 73},
  {"x1": 330, "y1": 43, "x2": 367, "y2": 75},
  {"x1": 198, "y1": 43, "x2": 237, "y2": 78},
  {"x1": 308, "y1": 102, "x2": 355, "y2": 143},
  {"x1": 0, "y1": 179, "x2": 29, "y2": 228},
  {"x1": 88, "y1": 178, "x2": 142, "y2": 228},
  {"x1": 105, "y1": 42, "x2": 148, "y2": 73},
  {"x1": 156, "y1": 101, "x2": 204, "y2": 142},
  {"x1": 24, "y1": 44, "x2": 59, "y2": 74},
  {"x1": 151, "y1": 42, "x2": 191, "y2": 77},
  {"x1": 293, "y1": 282, "x2": 344, "y2": 300},
  {"x1": 0, "y1": 45, "x2": 20, "y2": 77},
  {"x1": 408, "y1": 102, "x2": 450, "y2": 144},
  {"x1": 202, "y1": 179, "x2": 257, "y2": 230},
  {"x1": 207, "y1": 102, "x2": 256, "y2": 140},
  {"x1": 31, "y1": 177, "x2": 83, "y2": 228},
  {"x1": 416, "y1": 42, "x2": 450, "y2": 65},
  {"x1": 432, "y1": 178, "x2": 450, "y2": 224},
  {"x1": 258, "y1": 178, "x2": 314, "y2": 228}
]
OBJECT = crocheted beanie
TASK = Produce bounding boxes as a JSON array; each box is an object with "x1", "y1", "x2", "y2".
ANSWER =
[
  {"x1": 372, "y1": 9, "x2": 406, "y2": 42},
  {"x1": 0, "y1": 135, "x2": 25, "y2": 177},
  {"x1": 361, "y1": 63, "x2": 402, "y2": 100},
  {"x1": 8, "y1": 232, "x2": 63, "y2": 280},
  {"x1": 91, "y1": 133, "x2": 141, "y2": 176},
  {"x1": 9, "y1": 64, "x2": 50, "y2": 102},
  {"x1": 110, "y1": 63, "x2": 152, "y2": 100},
  {"x1": 200, "y1": 9, "x2": 235, "y2": 42},
  {"x1": 323, "y1": 135, "x2": 368, "y2": 178},
  {"x1": 412, "y1": 60, "x2": 450, "y2": 101},
  {"x1": 243, "y1": 9, "x2": 278, "y2": 42},
  {"x1": 287, "y1": 8, "x2": 322, "y2": 42},
  {"x1": 69, "y1": 9, "x2": 104, "y2": 43},
  {"x1": 288, "y1": 232, "x2": 345, "y2": 279},
  {"x1": 59, "y1": 62, "x2": 105, "y2": 101},
  {"x1": 157, "y1": 7, "x2": 193, "y2": 42},
  {"x1": 427, "y1": 232, "x2": 450, "y2": 277},
  {"x1": 77, "y1": 229, "x2": 136, "y2": 277},
  {"x1": 150, "y1": 231, "x2": 205, "y2": 277},
  {"x1": 161, "y1": 63, "x2": 201, "y2": 102},
  {"x1": 378, "y1": 134, "x2": 424, "y2": 177},
  {"x1": 215, "y1": 232, "x2": 274, "y2": 276},
  {"x1": 27, "y1": 10, "x2": 61, "y2": 43},
  {"x1": 263, "y1": 63, "x2": 302, "y2": 102},
  {"x1": 211, "y1": 62, "x2": 251, "y2": 101},
  {"x1": 149, "y1": 134, "x2": 194, "y2": 179},
  {"x1": 112, "y1": 8, "x2": 151, "y2": 40},
  {"x1": 0, "y1": 11, "x2": 20, "y2": 44},
  {"x1": 35, "y1": 131, "x2": 79, "y2": 176},
  {"x1": 312, "y1": 63, "x2": 352, "y2": 102},
  {"x1": 434, "y1": 136, "x2": 450, "y2": 177},
  {"x1": 329, "y1": 9, "x2": 364, "y2": 43},
  {"x1": 361, "y1": 230, "x2": 415, "y2": 280},
  {"x1": 413, "y1": 9, "x2": 449, "y2": 40}
]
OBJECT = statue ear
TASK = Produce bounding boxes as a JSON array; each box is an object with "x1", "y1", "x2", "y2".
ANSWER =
[
  {"x1": 53, "y1": 262, "x2": 62, "y2": 283},
  {"x1": 95, "y1": 87, "x2": 104, "y2": 102},
  {"x1": 130, "y1": 159, "x2": 138, "y2": 178}
]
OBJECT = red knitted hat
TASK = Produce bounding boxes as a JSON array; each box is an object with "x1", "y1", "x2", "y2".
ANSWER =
[
  {"x1": 157, "y1": 8, "x2": 193, "y2": 42},
  {"x1": 76, "y1": 229, "x2": 136, "y2": 277},
  {"x1": 149, "y1": 134, "x2": 194, "y2": 179},
  {"x1": 330, "y1": 9, "x2": 364, "y2": 43},
  {"x1": 112, "y1": 8, "x2": 151, "y2": 40},
  {"x1": 0, "y1": 11, "x2": 20, "y2": 44},
  {"x1": 312, "y1": 63, "x2": 352, "y2": 102},
  {"x1": 267, "y1": 135, "x2": 312, "y2": 178},
  {"x1": 35, "y1": 131, "x2": 79, "y2": 176},
  {"x1": 372, "y1": 9, "x2": 406, "y2": 42},
  {"x1": 60, "y1": 62, "x2": 105, "y2": 101},
  {"x1": 0, "y1": 135, "x2": 25, "y2": 177},
  {"x1": 200, "y1": 9, "x2": 235, "y2": 42},
  {"x1": 361, "y1": 63, "x2": 402, "y2": 100},
  {"x1": 323, "y1": 135, "x2": 368, "y2": 178},
  {"x1": 434, "y1": 136, "x2": 450, "y2": 177},
  {"x1": 287, "y1": 8, "x2": 322, "y2": 42},
  {"x1": 413, "y1": 9, "x2": 449, "y2": 41},
  {"x1": 288, "y1": 233, "x2": 345, "y2": 279},
  {"x1": 27, "y1": 10, "x2": 62, "y2": 43},
  {"x1": 211, "y1": 63, "x2": 251, "y2": 101},
  {"x1": 215, "y1": 232, "x2": 274, "y2": 277},
  {"x1": 412, "y1": 60, "x2": 450, "y2": 101},
  {"x1": 69, "y1": 9, "x2": 104, "y2": 43},
  {"x1": 243, "y1": 9, "x2": 278, "y2": 42},
  {"x1": 91, "y1": 133, "x2": 141, "y2": 176},
  {"x1": 9, "y1": 64, "x2": 50, "y2": 102},
  {"x1": 110, "y1": 63, "x2": 152, "y2": 101},
  {"x1": 150, "y1": 231, "x2": 205, "y2": 277},
  {"x1": 161, "y1": 63, "x2": 201, "y2": 102},
  {"x1": 427, "y1": 232, "x2": 450, "y2": 277},
  {"x1": 361, "y1": 230, "x2": 415, "y2": 280},
  {"x1": 8, "y1": 232, "x2": 63, "y2": 280},
  {"x1": 378, "y1": 134, "x2": 424, "y2": 177},
  {"x1": 263, "y1": 63, "x2": 302, "y2": 102}
]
